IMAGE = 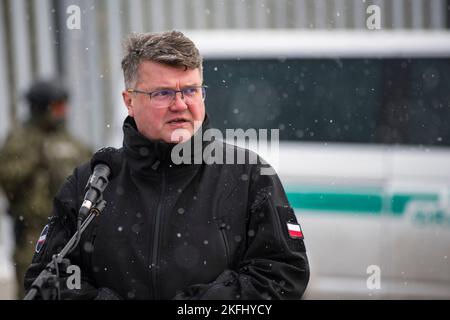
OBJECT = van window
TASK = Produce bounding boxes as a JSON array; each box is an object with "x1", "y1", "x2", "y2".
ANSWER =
[{"x1": 203, "y1": 58, "x2": 450, "y2": 147}]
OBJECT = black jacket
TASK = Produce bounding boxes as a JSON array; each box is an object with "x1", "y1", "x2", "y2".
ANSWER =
[{"x1": 25, "y1": 116, "x2": 309, "y2": 300}]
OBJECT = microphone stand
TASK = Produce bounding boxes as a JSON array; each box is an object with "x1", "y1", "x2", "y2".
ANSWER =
[{"x1": 23, "y1": 199, "x2": 107, "y2": 300}]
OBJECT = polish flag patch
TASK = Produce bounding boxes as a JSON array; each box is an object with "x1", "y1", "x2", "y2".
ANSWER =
[
  {"x1": 287, "y1": 223, "x2": 303, "y2": 239},
  {"x1": 35, "y1": 224, "x2": 49, "y2": 253}
]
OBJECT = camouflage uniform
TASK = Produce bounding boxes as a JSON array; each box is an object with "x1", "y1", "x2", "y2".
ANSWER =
[{"x1": 0, "y1": 117, "x2": 91, "y2": 298}]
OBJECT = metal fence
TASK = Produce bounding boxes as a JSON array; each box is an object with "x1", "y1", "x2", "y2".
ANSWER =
[{"x1": 0, "y1": 0, "x2": 449, "y2": 148}]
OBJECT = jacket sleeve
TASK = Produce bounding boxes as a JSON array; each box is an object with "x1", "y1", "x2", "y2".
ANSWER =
[
  {"x1": 174, "y1": 164, "x2": 310, "y2": 300},
  {"x1": 24, "y1": 169, "x2": 120, "y2": 300}
]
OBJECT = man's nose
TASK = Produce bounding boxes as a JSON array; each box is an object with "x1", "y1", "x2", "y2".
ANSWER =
[{"x1": 169, "y1": 91, "x2": 188, "y2": 111}]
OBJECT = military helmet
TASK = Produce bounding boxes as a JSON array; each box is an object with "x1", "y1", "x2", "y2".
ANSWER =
[{"x1": 25, "y1": 80, "x2": 69, "y2": 116}]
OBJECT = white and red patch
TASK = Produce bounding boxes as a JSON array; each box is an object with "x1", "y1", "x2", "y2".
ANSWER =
[
  {"x1": 287, "y1": 222, "x2": 303, "y2": 239},
  {"x1": 35, "y1": 224, "x2": 49, "y2": 253}
]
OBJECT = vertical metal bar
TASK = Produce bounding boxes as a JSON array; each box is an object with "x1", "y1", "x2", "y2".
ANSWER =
[
  {"x1": 392, "y1": 0, "x2": 405, "y2": 29},
  {"x1": 213, "y1": 0, "x2": 227, "y2": 29},
  {"x1": 10, "y1": 0, "x2": 32, "y2": 123},
  {"x1": 314, "y1": 0, "x2": 327, "y2": 28},
  {"x1": 172, "y1": 0, "x2": 187, "y2": 30},
  {"x1": 0, "y1": 1, "x2": 11, "y2": 144},
  {"x1": 107, "y1": 0, "x2": 127, "y2": 147},
  {"x1": 334, "y1": 0, "x2": 347, "y2": 28},
  {"x1": 33, "y1": 0, "x2": 56, "y2": 78},
  {"x1": 274, "y1": 0, "x2": 287, "y2": 28},
  {"x1": 254, "y1": 0, "x2": 268, "y2": 29},
  {"x1": 192, "y1": 0, "x2": 206, "y2": 29},
  {"x1": 84, "y1": 0, "x2": 104, "y2": 149},
  {"x1": 233, "y1": 0, "x2": 247, "y2": 29},
  {"x1": 293, "y1": 0, "x2": 307, "y2": 28},
  {"x1": 430, "y1": 0, "x2": 445, "y2": 29},
  {"x1": 353, "y1": 0, "x2": 366, "y2": 29},
  {"x1": 150, "y1": 0, "x2": 165, "y2": 31},
  {"x1": 128, "y1": 0, "x2": 144, "y2": 33},
  {"x1": 412, "y1": 0, "x2": 424, "y2": 29}
]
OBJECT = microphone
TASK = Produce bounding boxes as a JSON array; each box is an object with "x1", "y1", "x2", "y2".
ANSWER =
[{"x1": 78, "y1": 147, "x2": 121, "y2": 222}]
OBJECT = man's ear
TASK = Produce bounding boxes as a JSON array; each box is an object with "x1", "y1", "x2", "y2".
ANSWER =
[{"x1": 122, "y1": 90, "x2": 134, "y2": 117}]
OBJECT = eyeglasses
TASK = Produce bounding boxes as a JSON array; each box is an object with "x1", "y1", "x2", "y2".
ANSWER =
[{"x1": 127, "y1": 86, "x2": 207, "y2": 108}]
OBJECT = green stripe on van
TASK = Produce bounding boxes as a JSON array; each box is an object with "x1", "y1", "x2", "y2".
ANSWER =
[
  {"x1": 286, "y1": 190, "x2": 439, "y2": 216},
  {"x1": 287, "y1": 192, "x2": 382, "y2": 214},
  {"x1": 390, "y1": 194, "x2": 438, "y2": 215}
]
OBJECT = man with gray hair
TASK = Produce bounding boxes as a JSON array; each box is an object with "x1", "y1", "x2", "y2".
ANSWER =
[{"x1": 24, "y1": 30, "x2": 309, "y2": 300}]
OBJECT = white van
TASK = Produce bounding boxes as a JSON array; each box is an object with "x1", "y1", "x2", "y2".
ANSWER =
[{"x1": 188, "y1": 29, "x2": 450, "y2": 299}]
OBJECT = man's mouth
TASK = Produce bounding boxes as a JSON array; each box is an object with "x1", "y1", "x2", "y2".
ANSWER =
[{"x1": 167, "y1": 118, "x2": 190, "y2": 124}]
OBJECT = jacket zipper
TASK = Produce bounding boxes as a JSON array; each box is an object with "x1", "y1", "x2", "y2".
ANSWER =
[
  {"x1": 151, "y1": 168, "x2": 166, "y2": 299},
  {"x1": 219, "y1": 223, "x2": 231, "y2": 267}
]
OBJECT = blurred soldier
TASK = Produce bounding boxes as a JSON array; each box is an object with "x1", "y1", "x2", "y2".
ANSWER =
[{"x1": 0, "y1": 80, "x2": 91, "y2": 298}]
